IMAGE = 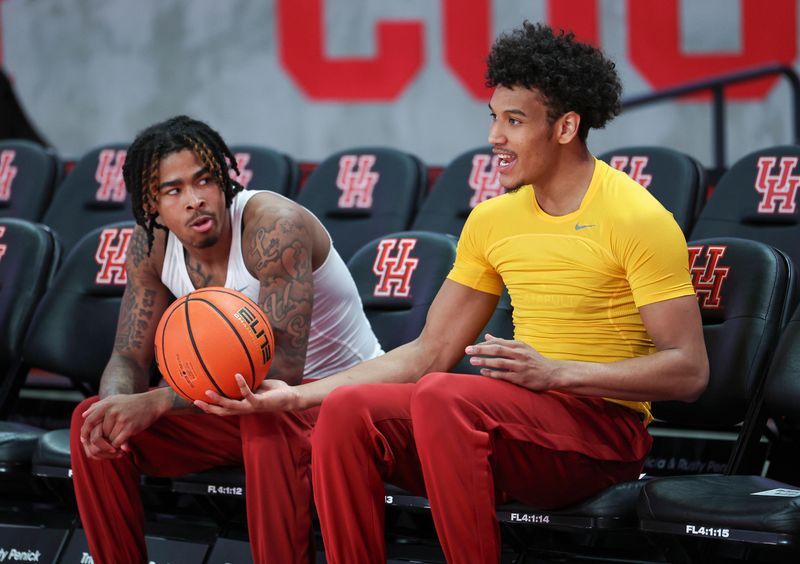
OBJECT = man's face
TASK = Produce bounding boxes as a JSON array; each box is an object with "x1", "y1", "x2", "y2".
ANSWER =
[
  {"x1": 488, "y1": 85, "x2": 558, "y2": 189},
  {"x1": 152, "y1": 149, "x2": 228, "y2": 250}
]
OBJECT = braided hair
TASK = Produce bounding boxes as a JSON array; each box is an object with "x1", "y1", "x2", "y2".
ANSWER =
[
  {"x1": 123, "y1": 115, "x2": 243, "y2": 253},
  {"x1": 486, "y1": 22, "x2": 622, "y2": 142}
]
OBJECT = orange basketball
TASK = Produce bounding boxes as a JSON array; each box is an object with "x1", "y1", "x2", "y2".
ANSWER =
[{"x1": 154, "y1": 287, "x2": 275, "y2": 402}]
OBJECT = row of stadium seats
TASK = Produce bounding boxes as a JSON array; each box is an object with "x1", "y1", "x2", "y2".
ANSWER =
[
  {"x1": 2, "y1": 217, "x2": 800, "y2": 561},
  {"x1": 2, "y1": 136, "x2": 800, "y2": 560},
  {"x1": 2, "y1": 138, "x2": 800, "y2": 269}
]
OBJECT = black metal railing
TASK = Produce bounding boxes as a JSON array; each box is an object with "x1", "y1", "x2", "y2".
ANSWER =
[{"x1": 621, "y1": 63, "x2": 800, "y2": 182}]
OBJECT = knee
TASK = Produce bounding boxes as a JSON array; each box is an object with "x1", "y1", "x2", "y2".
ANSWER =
[
  {"x1": 410, "y1": 372, "x2": 456, "y2": 416},
  {"x1": 70, "y1": 396, "x2": 100, "y2": 439},
  {"x1": 311, "y1": 385, "x2": 375, "y2": 453}
]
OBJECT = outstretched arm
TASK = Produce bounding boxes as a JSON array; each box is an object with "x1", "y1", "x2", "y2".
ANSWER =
[
  {"x1": 469, "y1": 294, "x2": 709, "y2": 402},
  {"x1": 196, "y1": 279, "x2": 500, "y2": 415}
]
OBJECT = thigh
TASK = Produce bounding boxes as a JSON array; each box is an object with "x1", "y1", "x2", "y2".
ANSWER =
[
  {"x1": 318, "y1": 383, "x2": 426, "y2": 495},
  {"x1": 128, "y1": 412, "x2": 243, "y2": 477},
  {"x1": 492, "y1": 437, "x2": 646, "y2": 509}
]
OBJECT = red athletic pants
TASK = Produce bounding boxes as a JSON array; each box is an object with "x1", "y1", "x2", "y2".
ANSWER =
[
  {"x1": 311, "y1": 372, "x2": 652, "y2": 564},
  {"x1": 69, "y1": 396, "x2": 319, "y2": 564}
]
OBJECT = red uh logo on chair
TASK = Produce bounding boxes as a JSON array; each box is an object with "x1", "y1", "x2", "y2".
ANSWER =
[
  {"x1": 608, "y1": 155, "x2": 652, "y2": 188},
  {"x1": 337, "y1": 155, "x2": 379, "y2": 208},
  {"x1": 95, "y1": 149, "x2": 128, "y2": 202},
  {"x1": 95, "y1": 227, "x2": 133, "y2": 285},
  {"x1": 0, "y1": 150, "x2": 19, "y2": 202},
  {"x1": 230, "y1": 152, "x2": 254, "y2": 189},
  {"x1": 688, "y1": 245, "x2": 730, "y2": 309},
  {"x1": 0, "y1": 226, "x2": 6, "y2": 262},
  {"x1": 754, "y1": 156, "x2": 800, "y2": 214},
  {"x1": 373, "y1": 238, "x2": 420, "y2": 298},
  {"x1": 468, "y1": 154, "x2": 505, "y2": 208}
]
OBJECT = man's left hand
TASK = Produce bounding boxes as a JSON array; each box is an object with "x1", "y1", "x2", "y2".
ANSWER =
[{"x1": 466, "y1": 333, "x2": 561, "y2": 391}]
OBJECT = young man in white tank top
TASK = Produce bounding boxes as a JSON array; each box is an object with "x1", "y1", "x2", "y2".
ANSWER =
[{"x1": 70, "y1": 115, "x2": 381, "y2": 564}]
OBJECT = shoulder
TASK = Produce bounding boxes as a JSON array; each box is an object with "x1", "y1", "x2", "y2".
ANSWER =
[
  {"x1": 127, "y1": 224, "x2": 164, "y2": 280},
  {"x1": 242, "y1": 190, "x2": 313, "y2": 230}
]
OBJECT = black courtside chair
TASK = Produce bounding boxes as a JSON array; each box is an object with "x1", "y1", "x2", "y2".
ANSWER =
[
  {"x1": 41, "y1": 143, "x2": 133, "y2": 255},
  {"x1": 0, "y1": 219, "x2": 59, "y2": 472},
  {"x1": 411, "y1": 146, "x2": 507, "y2": 237},
  {"x1": 296, "y1": 147, "x2": 426, "y2": 262},
  {"x1": 228, "y1": 144, "x2": 299, "y2": 198},
  {"x1": 637, "y1": 302, "x2": 800, "y2": 560},
  {"x1": 599, "y1": 145, "x2": 706, "y2": 236},
  {"x1": 0, "y1": 139, "x2": 61, "y2": 222},
  {"x1": 690, "y1": 145, "x2": 800, "y2": 274}
]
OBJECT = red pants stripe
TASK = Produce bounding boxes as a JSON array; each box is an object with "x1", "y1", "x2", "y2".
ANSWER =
[
  {"x1": 69, "y1": 396, "x2": 318, "y2": 564},
  {"x1": 311, "y1": 372, "x2": 652, "y2": 564}
]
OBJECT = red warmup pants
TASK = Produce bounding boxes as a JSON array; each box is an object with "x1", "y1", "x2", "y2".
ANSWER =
[
  {"x1": 70, "y1": 396, "x2": 319, "y2": 564},
  {"x1": 311, "y1": 372, "x2": 652, "y2": 564}
]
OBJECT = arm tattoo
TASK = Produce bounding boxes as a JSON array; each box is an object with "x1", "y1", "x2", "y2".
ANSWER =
[
  {"x1": 114, "y1": 285, "x2": 157, "y2": 353},
  {"x1": 249, "y1": 214, "x2": 314, "y2": 384},
  {"x1": 129, "y1": 227, "x2": 150, "y2": 268}
]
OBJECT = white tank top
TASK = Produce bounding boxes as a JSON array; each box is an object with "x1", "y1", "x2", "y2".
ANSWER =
[{"x1": 161, "y1": 190, "x2": 383, "y2": 379}]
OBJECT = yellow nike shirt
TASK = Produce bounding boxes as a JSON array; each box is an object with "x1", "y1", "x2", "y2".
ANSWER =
[{"x1": 448, "y1": 158, "x2": 696, "y2": 423}]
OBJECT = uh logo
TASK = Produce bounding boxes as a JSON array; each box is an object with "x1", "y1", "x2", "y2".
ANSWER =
[
  {"x1": 688, "y1": 245, "x2": 730, "y2": 309},
  {"x1": 0, "y1": 150, "x2": 18, "y2": 202},
  {"x1": 468, "y1": 154, "x2": 505, "y2": 208},
  {"x1": 754, "y1": 156, "x2": 800, "y2": 214},
  {"x1": 95, "y1": 227, "x2": 133, "y2": 285},
  {"x1": 372, "y1": 238, "x2": 419, "y2": 298}
]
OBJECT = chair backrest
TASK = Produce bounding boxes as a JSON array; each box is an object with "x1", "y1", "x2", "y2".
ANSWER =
[
  {"x1": 42, "y1": 143, "x2": 133, "y2": 255},
  {"x1": 297, "y1": 148, "x2": 425, "y2": 261},
  {"x1": 22, "y1": 221, "x2": 134, "y2": 396},
  {"x1": 347, "y1": 231, "x2": 514, "y2": 366},
  {"x1": 0, "y1": 140, "x2": 60, "y2": 221},
  {"x1": 653, "y1": 237, "x2": 793, "y2": 428},
  {"x1": 347, "y1": 231, "x2": 456, "y2": 351},
  {"x1": 0, "y1": 218, "x2": 59, "y2": 414},
  {"x1": 690, "y1": 145, "x2": 800, "y2": 273},
  {"x1": 412, "y1": 146, "x2": 507, "y2": 236},
  {"x1": 599, "y1": 146, "x2": 706, "y2": 235},
  {"x1": 229, "y1": 144, "x2": 299, "y2": 198}
]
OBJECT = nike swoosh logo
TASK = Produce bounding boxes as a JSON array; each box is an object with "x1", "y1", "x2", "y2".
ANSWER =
[
  {"x1": 575, "y1": 223, "x2": 596, "y2": 230},
  {"x1": 235, "y1": 286, "x2": 249, "y2": 293}
]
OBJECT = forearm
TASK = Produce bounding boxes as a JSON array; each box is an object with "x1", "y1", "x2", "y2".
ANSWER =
[
  {"x1": 294, "y1": 338, "x2": 442, "y2": 410},
  {"x1": 554, "y1": 348, "x2": 709, "y2": 402},
  {"x1": 98, "y1": 354, "x2": 151, "y2": 398}
]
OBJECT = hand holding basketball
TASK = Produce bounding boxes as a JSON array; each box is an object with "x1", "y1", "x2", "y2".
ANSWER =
[
  {"x1": 154, "y1": 287, "x2": 275, "y2": 403},
  {"x1": 194, "y1": 376, "x2": 301, "y2": 416}
]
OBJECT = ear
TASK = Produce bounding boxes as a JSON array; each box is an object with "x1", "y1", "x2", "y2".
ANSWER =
[{"x1": 555, "y1": 111, "x2": 581, "y2": 145}]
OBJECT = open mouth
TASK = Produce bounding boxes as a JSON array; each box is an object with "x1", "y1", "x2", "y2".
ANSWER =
[
  {"x1": 494, "y1": 150, "x2": 517, "y2": 171},
  {"x1": 189, "y1": 215, "x2": 214, "y2": 233}
]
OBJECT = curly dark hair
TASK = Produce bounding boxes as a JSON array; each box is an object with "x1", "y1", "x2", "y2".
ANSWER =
[
  {"x1": 123, "y1": 115, "x2": 243, "y2": 253},
  {"x1": 486, "y1": 21, "x2": 622, "y2": 142}
]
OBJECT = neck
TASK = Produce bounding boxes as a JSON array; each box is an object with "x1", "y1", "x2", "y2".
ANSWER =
[{"x1": 532, "y1": 143, "x2": 595, "y2": 216}]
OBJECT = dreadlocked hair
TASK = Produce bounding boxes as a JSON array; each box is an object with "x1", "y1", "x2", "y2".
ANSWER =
[
  {"x1": 123, "y1": 115, "x2": 243, "y2": 253},
  {"x1": 486, "y1": 21, "x2": 622, "y2": 142}
]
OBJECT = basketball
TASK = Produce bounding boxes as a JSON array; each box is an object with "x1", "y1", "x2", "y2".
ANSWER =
[{"x1": 154, "y1": 287, "x2": 275, "y2": 402}]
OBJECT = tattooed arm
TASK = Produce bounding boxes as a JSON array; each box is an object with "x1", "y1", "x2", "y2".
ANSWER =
[
  {"x1": 242, "y1": 203, "x2": 314, "y2": 387},
  {"x1": 80, "y1": 226, "x2": 175, "y2": 459}
]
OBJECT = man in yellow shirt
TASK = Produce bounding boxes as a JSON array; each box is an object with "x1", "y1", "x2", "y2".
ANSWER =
[{"x1": 197, "y1": 21, "x2": 709, "y2": 564}]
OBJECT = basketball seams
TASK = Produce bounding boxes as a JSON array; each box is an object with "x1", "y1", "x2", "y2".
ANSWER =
[
  {"x1": 156, "y1": 299, "x2": 195, "y2": 402},
  {"x1": 184, "y1": 298, "x2": 233, "y2": 397}
]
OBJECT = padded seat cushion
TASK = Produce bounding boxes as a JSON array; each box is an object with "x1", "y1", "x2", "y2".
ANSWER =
[
  {"x1": 639, "y1": 474, "x2": 800, "y2": 534},
  {"x1": 0, "y1": 421, "x2": 46, "y2": 463},
  {"x1": 32, "y1": 428, "x2": 71, "y2": 468}
]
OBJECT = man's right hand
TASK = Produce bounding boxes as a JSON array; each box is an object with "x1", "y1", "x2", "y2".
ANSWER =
[{"x1": 80, "y1": 390, "x2": 171, "y2": 460}]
